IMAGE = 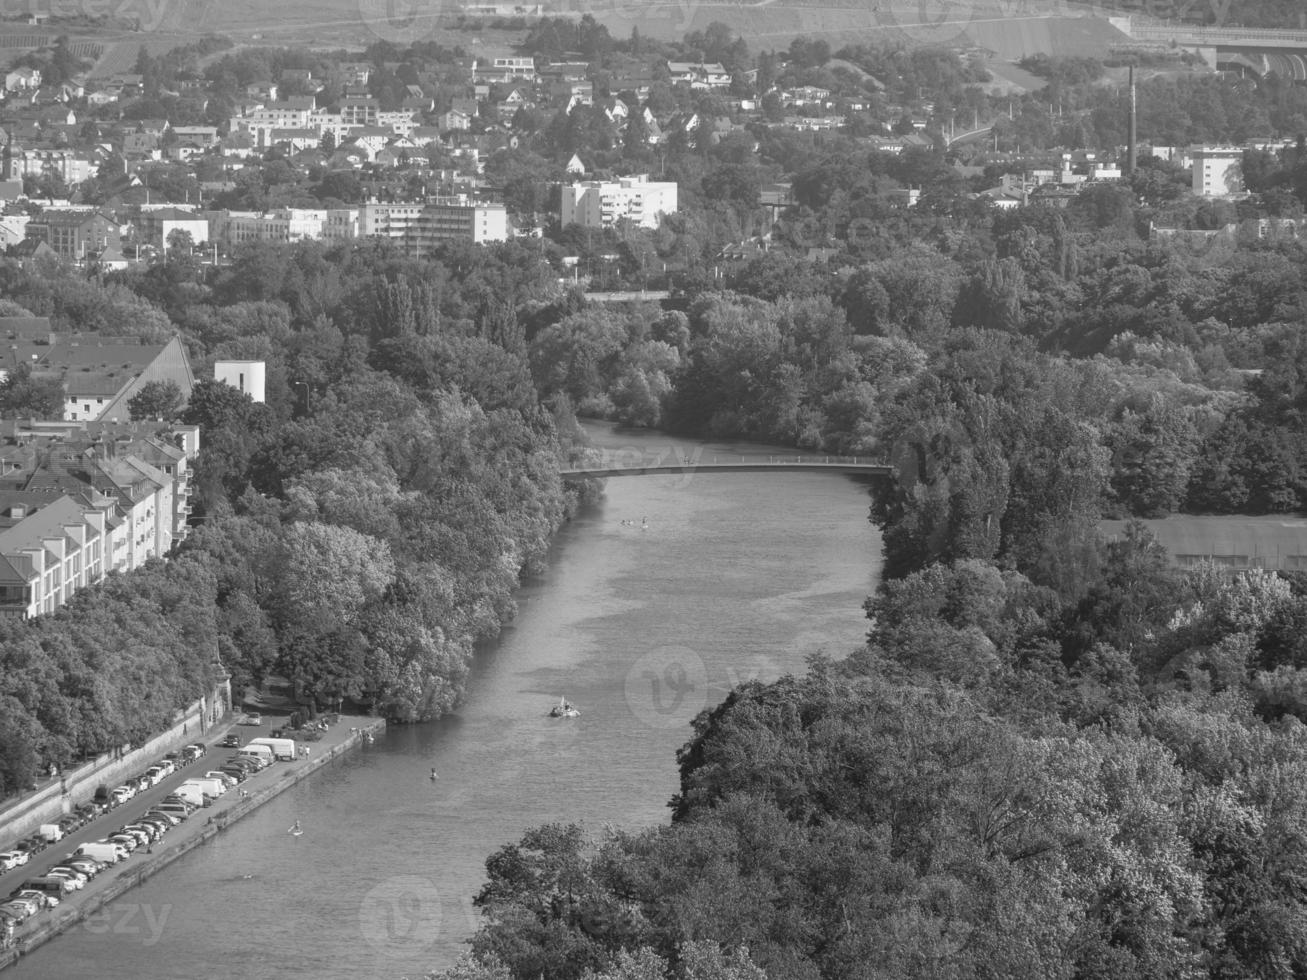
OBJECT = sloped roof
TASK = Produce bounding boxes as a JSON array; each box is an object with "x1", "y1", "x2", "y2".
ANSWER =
[{"x1": 0, "y1": 551, "x2": 37, "y2": 584}]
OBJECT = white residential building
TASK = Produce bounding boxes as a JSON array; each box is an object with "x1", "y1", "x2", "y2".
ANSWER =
[
  {"x1": 560, "y1": 175, "x2": 678, "y2": 230},
  {"x1": 360, "y1": 199, "x2": 509, "y2": 255},
  {"x1": 1191, "y1": 145, "x2": 1244, "y2": 198}
]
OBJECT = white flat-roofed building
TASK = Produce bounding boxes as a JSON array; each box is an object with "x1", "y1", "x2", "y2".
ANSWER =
[
  {"x1": 360, "y1": 198, "x2": 508, "y2": 255},
  {"x1": 560, "y1": 175, "x2": 678, "y2": 230},
  {"x1": 214, "y1": 360, "x2": 265, "y2": 403},
  {"x1": 1191, "y1": 145, "x2": 1245, "y2": 198}
]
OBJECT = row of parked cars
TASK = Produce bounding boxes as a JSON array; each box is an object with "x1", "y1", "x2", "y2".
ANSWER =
[
  {"x1": 0, "y1": 733, "x2": 298, "y2": 934},
  {"x1": 0, "y1": 742, "x2": 213, "y2": 879},
  {"x1": 93, "y1": 742, "x2": 209, "y2": 813},
  {"x1": 0, "y1": 742, "x2": 216, "y2": 933},
  {"x1": 1, "y1": 765, "x2": 251, "y2": 929}
]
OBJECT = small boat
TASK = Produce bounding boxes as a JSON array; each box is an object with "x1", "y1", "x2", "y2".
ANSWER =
[
  {"x1": 549, "y1": 697, "x2": 580, "y2": 719},
  {"x1": 288, "y1": 820, "x2": 303, "y2": 837}
]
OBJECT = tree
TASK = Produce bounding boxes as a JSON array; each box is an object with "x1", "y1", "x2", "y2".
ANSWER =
[
  {"x1": 128, "y1": 379, "x2": 184, "y2": 421},
  {"x1": 0, "y1": 362, "x2": 63, "y2": 419},
  {"x1": 166, "y1": 228, "x2": 195, "y2": 257},
  {"x1": 181, "y1": 378, "x2": 265, "y2": 435}
]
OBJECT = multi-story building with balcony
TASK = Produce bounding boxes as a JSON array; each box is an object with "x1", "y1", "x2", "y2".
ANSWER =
[
  {"x1": 0, "y1": 493, "x2": 106, "y2": 618},
  {"x1": 204, "y1": 207, "x2": 358, "y2": 245},
  {"x1": 560, "y1": 175, "x2": 678, "y2": 230},
  {"x1": 360, "y1": 198, "x2": 508, "y2": 255},
  {"x1": 0, "y1": 419, "x2": 200, "y2": 617}
]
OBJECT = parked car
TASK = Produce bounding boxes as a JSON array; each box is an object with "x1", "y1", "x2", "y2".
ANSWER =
[
  {"x1": 0, "y1": 900, "x2": 35, "y2": 923},
  {"x1": 134, "y1": 818, "x2": 169, "y2": 838},
  {"x1": 0, "y1": 851, "x2": 27, "y2": 871},
  {"x1": 106, "y1": 834, "x2": 139, "y2": 853},
  {"x1": 183, "y1": 743, "x2": 206, "y2": 761},
  {"x1": 123, "y1": 823, "x2": 160, "y2": 843},
  {"x1": 139, "y1": 812, "x2": 180, "y2": 829},
  {"x1": 12, "y1": 888, "x2": 57, "y2": 910},
  {"x1": 63, "y1": 858, "x2": 103, "y2": 879},
  {"x1": 5, "y1": 892, "x2": 42, "y2": 916},
  {"x1": 74, "y1": 803, "x2": 99, "y2": 822},
  {"x1": 45, "y1": 868, "x2": 86, "y2": 890},
  {"x1": 17, "y1": 836, "x2": 46, "y2": 856},
  {"x1": 115, "y1": 827, "x2": 150, "y2": 847}
]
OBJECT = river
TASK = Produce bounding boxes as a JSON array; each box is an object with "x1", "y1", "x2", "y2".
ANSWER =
[{"x1": 14, "y1": 423, "x2": 881, "y2": 980}]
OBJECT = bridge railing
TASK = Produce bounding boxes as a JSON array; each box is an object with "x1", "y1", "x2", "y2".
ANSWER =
[
  {"x1": 562, "y1": 451, "x2": 890, "y2": 472},
  {"x1": 1131, "y1": 24, "x2": 1307, "y2": 44}
]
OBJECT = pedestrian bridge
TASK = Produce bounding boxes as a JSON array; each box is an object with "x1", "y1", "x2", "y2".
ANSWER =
[{"x1": 560, "y1": 455, "x2": 893, "y2": 479}]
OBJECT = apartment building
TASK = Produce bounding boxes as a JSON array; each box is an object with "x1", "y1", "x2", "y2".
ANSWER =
[
  {"x1": 473, "y1": 56, "x2": 537, "y2": 84},
  {"x1": 204, "y1": 207, "x2": 360, "y2": 245},
  {"x1": 7, "y1": 147, "x2": 96, "y2": 185},
  {"x1": 35, "y1": 336, "x2": 196, "y2": 423},
  {"x1": 0, "y1": 419, "x2": 200, "y2": 617},
  {"x1": 24, "y1": 208, "x2": 118, "y2": 260},
  {"x1": 1191, "y1": 145, "x2": 1245, "y2": 198},
  {"x1": 134, "y1": 205, "x2": 209, "y2": 247},
  {"x1": 360, "y1": 198, "x2": 508, "y2": 255},
  {"x1": 0, "y1": 493, "x2": 106, "y2": 618},
  {"x1": 665, "y1": 62, "x2": 731, "y2": 90},
  {"x1": 560, "y1": 175, "x2": 678, "y2": 230}
]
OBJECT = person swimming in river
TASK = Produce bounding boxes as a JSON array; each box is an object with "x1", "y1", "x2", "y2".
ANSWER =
[{"x1": 430, "y1": 768, "x2": 439, "y2": 781}]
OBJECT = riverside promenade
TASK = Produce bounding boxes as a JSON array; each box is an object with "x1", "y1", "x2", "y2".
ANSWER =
[{"x1": 0, "y1": 713, "x2": 386, "y2": 972}]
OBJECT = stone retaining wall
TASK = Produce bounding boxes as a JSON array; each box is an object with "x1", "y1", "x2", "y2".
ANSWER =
[{"x1": 0, "y1": 682, "x2": 231, "y2": 845}]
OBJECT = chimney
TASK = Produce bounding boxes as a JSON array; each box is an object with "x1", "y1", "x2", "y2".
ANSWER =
[{"x1": 1127, "y1": 65, "x2": 1138, "y2": 176}]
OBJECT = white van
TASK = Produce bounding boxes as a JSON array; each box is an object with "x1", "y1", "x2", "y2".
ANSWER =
[
  {"x1": 184, "y1": 777, "x2": 227, "y2": 798},
  {"x1": 170, "y1": 784, "x2": 208, "y2": 808},
  {"x1": 246, "y1": 737, "x2": 296, "y2": 761},
  {"x1": 38, "y1": 823, "x2": 63, "y2": 843},
  {"x1": 76, "y1": 841, "x2": 125, "y2": 864}
]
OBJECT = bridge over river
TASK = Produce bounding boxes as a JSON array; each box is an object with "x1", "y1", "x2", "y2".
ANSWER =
[{"x1": 560, "y1": 454, "x2": 892, "y2": 479}]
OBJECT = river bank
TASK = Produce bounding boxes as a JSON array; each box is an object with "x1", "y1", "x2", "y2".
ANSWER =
[
  {"x1": 17, "y1": 421, "x2": 881, "y2": 978},
  {"x1": 0, "y1": 716, "x2": 386, "y2": 973}
]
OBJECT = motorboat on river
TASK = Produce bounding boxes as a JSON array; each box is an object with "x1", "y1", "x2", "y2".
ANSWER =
[{"x1": 549, "y1": 697, "x2": 580, "y2": 719}]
